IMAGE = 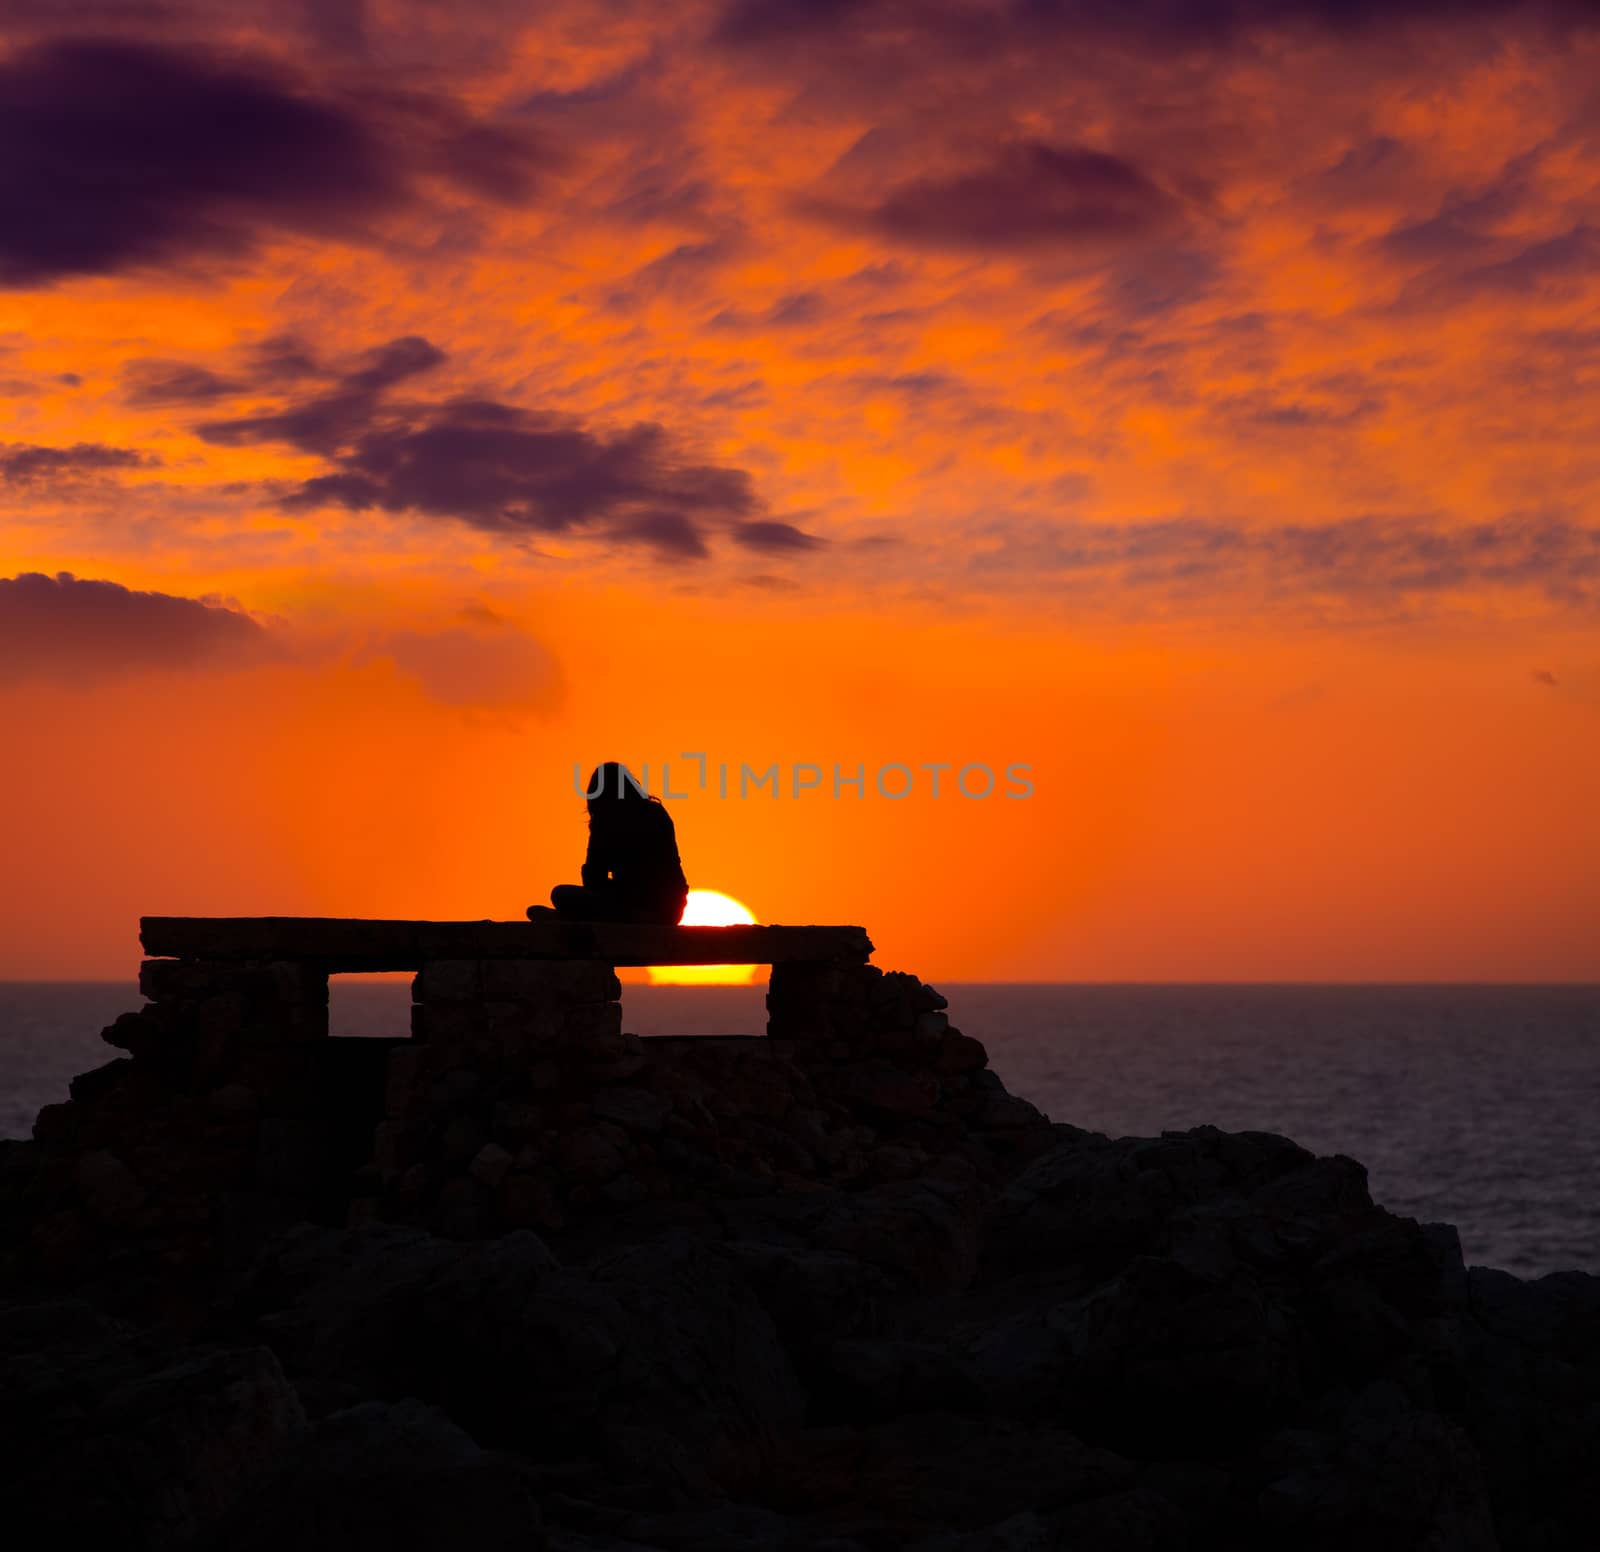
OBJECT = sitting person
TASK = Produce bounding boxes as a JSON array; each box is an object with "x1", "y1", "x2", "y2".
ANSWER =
[{"x1": 529, "y1": 761, "x2": 688, "y2": 925}]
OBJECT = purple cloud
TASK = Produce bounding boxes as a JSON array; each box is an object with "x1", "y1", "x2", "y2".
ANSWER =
[
  {"x1": 196, "y1": 335, "x2": 447, "y2": 457},
  {"x1": 967, "y1": 512, "x2": 1600, "y2": 613},
  {"x1": 191, "y1": 335, "x2": 821, "y2": 561},
  {"x1": 807, "y1": 140, "x2": 1181, "y2": 252},
  {"x1": 0, "y1": 571, "x2": 271, "y2": 686},
  {"x1": 715, "y1": 0, "x2": 1600, "y2": 52},
  {"x1": 734, "y1": 520, "x2": 825, "y2": 552},
  {"x1": 0, "y1": 37, "x2": 551, "y2": 288},
  {"x1": 0, "y1": 442, "x2": 156, "y2": 484},
  {"x1": 121, "y1": 359, "x2": 244, "y2": 407}
]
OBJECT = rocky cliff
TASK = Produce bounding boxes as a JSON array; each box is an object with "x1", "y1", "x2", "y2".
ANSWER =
[{"x1": 1, "y1": 952, "x2": 1595, "y2": 1550}]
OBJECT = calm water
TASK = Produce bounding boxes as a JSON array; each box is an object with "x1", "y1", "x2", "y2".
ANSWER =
[{"x1": 2, "y1": 980, "x2": 1595, "y2": 1278}]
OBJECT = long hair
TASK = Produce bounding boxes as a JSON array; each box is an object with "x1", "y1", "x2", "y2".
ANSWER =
[{"x1": 585, "y1": 762, "x2": 660, "y2": 835}]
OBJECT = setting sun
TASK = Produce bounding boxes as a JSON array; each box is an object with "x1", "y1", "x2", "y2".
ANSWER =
[{"x1": 648, "y1": 889, "x2": 759, "y2": 986}]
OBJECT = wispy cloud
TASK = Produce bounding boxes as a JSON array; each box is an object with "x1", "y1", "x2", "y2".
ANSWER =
[
  {"x1": 0, "y1": 442, "x2": 158, "y2": 486},
  {"x1": 190, "y1": 333, "x2": 815, "y2": 560}
]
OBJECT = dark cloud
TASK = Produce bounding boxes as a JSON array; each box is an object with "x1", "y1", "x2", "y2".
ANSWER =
[
  {"x1": 511, "y1": 49, "x2": 667, "y2": 118},
  {"x1": 806, "y1": 141, "x2": 1181, "y2": 252},
  {"x1": 428, "y1": 121, "x2": 549, "y2": 203},
  {"x1": 607, "y1": 510, "x2": 711, "y2": 559},
  {"x1": 734, "y1": 520, "x2": 825, "y2": 552},
  {"x1": 0, "y1": 441, "x2": 156, "y2": 484},
  {"x1": 716, "y1": 0, "x2": 864, "y2": 43},
  {"x1": 1313, "y1": 135, "x2": 1415, "y2": 202},
  {"x1": 1212, "y1": 387, "x2": 1385, "y2": 428},
  {"x1": 708, "y1": 291, "x2": 830, "y2": 332},
  {"x1": 699, "y1": 378, "x2": 769, "y2": 410},
  {"x1": 599, "y1": 238, "x2": 744, "y2": 312},
  {"x1": 844, "y1": 370, "x2": 961, "y2": 399},
  {"x1": 1452, "y1": 225, "x2": 1600, "y2": 296},
  {"x1": 343, "y1": 335, "x2": 449, "y2": 393},
  {"x1": 0, "y1": 38, "x2": 399, "y2": 286},
  {"x1": 1373, "y1": 150, "x2": 1542, "y2": 266},
  {"x1": 715, "y1": 0, "x2": 1600, "y2": 51},
  {"x1": 599, "y1": 160, "x2": 722, "y2": 230},
  {"x1": 300, "y1": 0, "x2": 370, "y2": 53},
  {"x1": 271, "y1": 402, "x2": 759, "y2": 551},
  {"x1": 1379, "y1": 208, "x2": 1502, "y2": 266},
  {"x1": 0, "y1": 571, "x2": 270, "y2": 686},
  {"x1": 1528, "y1": 325, "x2": 1600, "y2": 358},
  {"x1": 121, "y1": 359, "x2": 243, "y2": 407},
  {"x1": 1381, "y1": 219, "x2": 1600, "y2": 313},
  {"x1": 0, "y1": 37, "x2": 552, "y2": 287},
  {"x1": 191, "y1": 334, "x2": 819, "y2": 559},
  {"x1": 968, "y1": 512, "x2": 1600, "y2": 612},
  {"x1": 243, "y1": 333, "x2": 327, "y2": 386},
  {"x1": 196, "y1": 334, "x2": 446, "y2": 456}
]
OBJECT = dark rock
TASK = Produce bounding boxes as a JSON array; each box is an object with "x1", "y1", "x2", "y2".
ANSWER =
[
  {"x1": 721, "y1": 1239, "x2": 885, "y2": 1345},
  {"x1": 1453, "y1": 1266, "x2": 1600, "y2": 1548},
  {"x1": 1250, "y1": 1407, "x2": 1498, "y2": 1550},
  {"x1": 75, "y1": 1147, "x2": 147, "y2": 1222},
  {"x1": 0, "y1": 1298, "x2": 306, "y2": 1549},
  {"x1": 763, "y1": 1412, "x2": 1136, "y2": 1543},
  {"x1": 983, "y1": 1127, "x2": 1318, "y2": 1282},
  {"x1": 10, "y1": 949, "x2": 1600, "y2": 1550},
  {"x1": 837, "y1": 1064, "x2": 942, "y2": 1118},
  {"x1": 234, "y1": 1221, "x2": 802, "y2": 1497},
  {"x1": 70, "y1": 1057, "x2": 135, "y2": 1103},
  {"x1": 254, "y1": 1117, "x2": 327, "y2": 1193},
  {"x1": 1065, "y1": 1254, "x2": 1300, "y2": 1453},
  {"x1": 560, "y1": 1127, "x2": 627, "y2": 1185},
  {"x1": 581, "y1": 1501, "x2": 868, "y2": 1551},
  {"x1": 212, "y1": 1398, "x2": 545, "y2": 1551},
  {"x1": 592, "y1": 1087, "x2": 674, "y2": 1136},
  {"x1": 470, "y1": 1141, "x2": 515, "y2": 1186},
  {"x1": 812, "y1": 1178, "x2": 982, "y2": 1287},
  {"x1": 809, "y1": 1336, "x2": 983, "y2": 1420},
  {"x1": 936, "y1": 1031, "x2": 988, "y2": 1075}
]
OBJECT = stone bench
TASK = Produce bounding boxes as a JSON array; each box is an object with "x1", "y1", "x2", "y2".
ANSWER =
[
  {"x1": 132, "y1": 916, "x2": 876, "y2": 1059},
  {"x1": 52, "y1": 915, "x2": 1010, "y2": 1266},
  {"x1": 140, "y1": 916, "x2": 873, "y2": 972}
]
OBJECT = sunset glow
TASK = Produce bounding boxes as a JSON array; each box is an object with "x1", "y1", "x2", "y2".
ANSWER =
[
  {"x1": 1, "y1": 6, "x2": 1597, "y2": 981},
  {"x1": 647, "y1": 889, "x2": 759, "y2": 986}
]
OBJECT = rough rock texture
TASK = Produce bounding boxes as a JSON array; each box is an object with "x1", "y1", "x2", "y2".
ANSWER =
[
  {"x1": 215, "y1": 1398, "x2": 546, "y2": 1552},
  {"x1": 1, "y1": 954, "x2": 1595, "y2": 1549},
  {"x1": 0, "y1": 1297, "x2": 306, "y2": 1548}
]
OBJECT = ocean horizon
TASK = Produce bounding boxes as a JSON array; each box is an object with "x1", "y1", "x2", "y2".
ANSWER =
[{"x1": 4, "y1": 978, "x2": 1596, "y2": 1280}]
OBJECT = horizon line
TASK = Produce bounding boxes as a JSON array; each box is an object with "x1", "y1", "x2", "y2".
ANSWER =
[{"x1": 3, "y1": 977, "x2": 1596, "y2": 990}]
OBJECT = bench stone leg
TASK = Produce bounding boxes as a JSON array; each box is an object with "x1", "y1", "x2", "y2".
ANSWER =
[{"x1": 363, "y1": 957, "x2": 627, "y2": 1236}]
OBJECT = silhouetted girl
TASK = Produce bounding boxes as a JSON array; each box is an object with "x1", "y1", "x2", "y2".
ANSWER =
[{"x1": 532, "y1": 762, "x2": 689, "y2": 925}]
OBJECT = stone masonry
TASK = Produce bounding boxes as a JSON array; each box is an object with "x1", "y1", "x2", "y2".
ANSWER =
[{"x1": 6, "y1": 920, "x2": 1053, "y2": 1314}]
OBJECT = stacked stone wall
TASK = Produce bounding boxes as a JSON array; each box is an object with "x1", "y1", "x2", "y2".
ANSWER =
[
  {"x1": 361, "y1": 960, "x2": 1053, "y2": 1242},
  {"x1": 7, "y1": 950, "x2": 1056, "y2": 1308},
  {"x1": 12, "y1": 959, "x2": 391, "y2": 1309}
]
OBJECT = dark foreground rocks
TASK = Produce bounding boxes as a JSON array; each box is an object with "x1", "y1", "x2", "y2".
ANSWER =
[{"x1": 2, "y1": 965, "x2": 1597, "y2": 1549}]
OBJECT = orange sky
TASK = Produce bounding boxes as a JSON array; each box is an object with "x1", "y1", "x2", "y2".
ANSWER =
[{"x1": 2, "y1": 3, "x2": 1597, "y2": 980}]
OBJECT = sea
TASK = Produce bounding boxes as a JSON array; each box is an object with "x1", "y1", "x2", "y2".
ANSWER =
[{"x1": 2, "y1": 980, "x2": 1595, "y2": 1280}]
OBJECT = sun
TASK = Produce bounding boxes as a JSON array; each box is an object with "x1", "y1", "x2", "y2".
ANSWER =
[{"x1": 649, "y1": 889, "x2": 759, "y2": 985}]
